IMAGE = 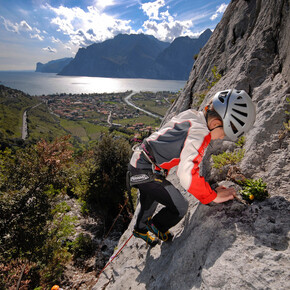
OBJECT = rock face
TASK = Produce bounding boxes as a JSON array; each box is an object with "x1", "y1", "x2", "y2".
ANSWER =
[
  {"x1": 35, "y1": 57, "x2": 73, "y2": 73},
  {"x1": 58, "y1": 31, "x2": 212, "y2": 80},
  {"x1": 94, "y1": 1, "x2": 290, "y2": 289}
]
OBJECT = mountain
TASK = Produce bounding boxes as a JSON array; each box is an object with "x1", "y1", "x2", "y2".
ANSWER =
[
  {"x1": 94, "y1": 0, "x2": 290, "y2": 289},
  {"x1": 154, "y1": 29, "x2": 212, "y2": 80},
  {"x1": 35, "y1": 57, "x2": 73, "y2": 73},
  {"x1": 59, "y1": 34, "x2": 169, "y2": 78},
  {"x1": 58, "y1": 31, "x2": 212, "y2": 80}
]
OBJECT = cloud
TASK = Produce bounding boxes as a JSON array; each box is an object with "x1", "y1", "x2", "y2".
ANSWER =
[
  {"x1": 210, "y1": 3, "x2": 228, "y2": 21},
  {"x1": 139, "y1": 2, "x2": 195, "y2": 42},
  {"x1": 0, "y1": 16, "x2": 44, "y2": 41},
  {"x1": 142, "y1": 18, "x2": 194, "y2": 42},
  {"x1": 42, "y1": 46, "x2": 57, "y2": 53},
  {"x1": 141, "y1": 0, "x2": 165, "y2": 20},
  {"x1": 51, "y1": 36, "x2": 61, "y2": 43},
  {"x1": 93, "y1": 0, "x2": 116, "y2": 11},
  {"x1": 30, "y1": 33, "x2": 44, "y2": 41},
  {"x1": 46, "y1": 4, "x2": 135, "y2": 47},
  {"x1": 0, "y1": 16, "x2": 19, "y2": 33},
  {"x1": 19, "y1": 20, "x2": 32, "y2": 31}
]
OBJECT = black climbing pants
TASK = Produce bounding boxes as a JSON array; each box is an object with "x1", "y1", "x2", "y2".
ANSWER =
[{"x1": 130, "y1": 166, "x2": 188, "y2": 233}]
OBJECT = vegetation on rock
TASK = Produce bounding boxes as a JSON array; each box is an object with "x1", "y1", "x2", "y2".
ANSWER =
[
  {"x1": 0, "y1": 133, "x2": 132, "y2": 288},
  {"x1": 239, "y1": 178, "x2": 269, "y2": 202}
]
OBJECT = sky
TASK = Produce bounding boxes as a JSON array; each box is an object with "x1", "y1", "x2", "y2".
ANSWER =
[{"x1": 0, "y1": 0, "x2": 230, "y2": 70}]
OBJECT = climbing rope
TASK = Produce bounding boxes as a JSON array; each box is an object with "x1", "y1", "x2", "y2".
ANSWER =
[
  {"x1": 96, "y1": 233, "x2": 134, "y2": 283},
  {"x1": 103, "y1": 198, "x2": 129, "y2": 240}
]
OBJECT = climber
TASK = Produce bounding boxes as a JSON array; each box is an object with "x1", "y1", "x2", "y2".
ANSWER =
[{"x1": 128, "y1": 89, "x2": 256, "y2": 246}]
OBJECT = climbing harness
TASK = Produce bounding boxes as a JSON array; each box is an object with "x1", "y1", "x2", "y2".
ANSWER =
[
  {"x1": 126, "y1": 141, "x2": 168, "y2": 212},
  {"x1": 96, "y1": 233, "x2": 133, "y2": 283},
  {"x1": 129, "y1": 142, "x2": 168, "y2": 183}
]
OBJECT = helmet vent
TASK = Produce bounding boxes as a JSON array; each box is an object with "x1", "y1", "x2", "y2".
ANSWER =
[
  {"x1": 232, "y1": 108, "x2": 248, "y2": 117},
  {"x1": 231, "y1": 114, "x2": 245, "y2": 126},
  {"x1": 234, "y1": 103, "x2": 247, "y2": 107},
  {"x1": 230, "y1": 121, "x2": 238, "y2": 134},
  {"x1": 237, "y1": 96, "x2": 242, "y2": 100},
  {"x1": 218, "y1": 96, "x2": 225, "y2": 103}
]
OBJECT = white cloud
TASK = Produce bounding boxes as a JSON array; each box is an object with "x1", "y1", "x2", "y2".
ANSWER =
[
  {"x1": 46, "y1": 4, "x2": 135, "y2": 48},
  {"x1": 210, "y1": 3, "x2": 228, "y2": 21},
  {"x1": 19, "y1": 20, "x2": 32, "y2": 31},
  {"x1": 139, "y1": 2, "x2": 196, "y2": 42},
  {"x1": 93, "y1": 0, "x2": 116, "y2": 11},
  {"x1": 51, "y1": 36, "x2": 61, "y2": 43},
  {"x1": 30, "y1": 33, "x2": 44, "y2": 41},
  {"x1": 0, "y1": 16, "x2": 19, "y2": 33},
  {"x1": 141, "y1": 0, "x2": 165, "y2": 20},
  {"x1": 142, "y1": 18, "x2": 194, "y2": 42},
  {"x1": 42, "y1": 46, "x2": 57, "y2": 53},
  {"x1": 0, "y1": 16, "x2": 45, "y2": 42}
]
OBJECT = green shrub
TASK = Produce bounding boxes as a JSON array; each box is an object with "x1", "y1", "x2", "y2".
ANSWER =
[
  {"x1": 193, "y1": 66, "x2": 222, "y2": 109},
  {"x1": 206, "y1": 66, "x2": 222, "y2": 90},
  {"x1": 71, "y1": 233, "x2": 95, "y2": 259},
  {"x1": 239, "y1": 178, "x2": 269, "y2": 202},
  {"x1": 212, "y1": 149, "x2": 245, "y2": 170},
  {"x1": 235, "y1": 136, "x2": 245, "y2": 147}
]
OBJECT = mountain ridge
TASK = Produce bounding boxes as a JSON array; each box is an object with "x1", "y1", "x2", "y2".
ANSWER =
[
  {"x1": 58, "y1": 31, "x2": 212, "y2": 80},
  {"x1": 35, "y1": 57, "x2": 73, "y2": 73}
]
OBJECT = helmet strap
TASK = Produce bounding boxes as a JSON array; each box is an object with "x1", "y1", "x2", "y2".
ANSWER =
[{"x1": 209, "y1": 125, "x2": 223, "y2": 132}]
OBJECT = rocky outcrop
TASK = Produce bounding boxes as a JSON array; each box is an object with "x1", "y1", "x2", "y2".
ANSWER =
[
  {"x1": 35, "y1": 58, "x2": 73, "y2": 73},
  {"x1": 58, "y1": 32, "x2": 211, "y2": 80},
  {"x1": 94, "y1": 0, "x2": 290, "y2": 289}
]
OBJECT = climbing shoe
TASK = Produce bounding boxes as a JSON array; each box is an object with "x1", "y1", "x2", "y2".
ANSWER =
[
  {"x1": 133, "y1": 229, "x2": 159, "y2": 247},
  {"x1": 146, "y1": 218, "x2": 173, "y2": 242}
]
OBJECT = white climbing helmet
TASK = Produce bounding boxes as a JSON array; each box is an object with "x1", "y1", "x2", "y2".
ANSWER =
[{"x1": 212, "y1": 89, "x2": 256, "y2": 141}]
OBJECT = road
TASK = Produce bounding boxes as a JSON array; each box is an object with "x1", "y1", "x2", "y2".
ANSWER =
[
  {"x1": 124, "y1": 91, "x2": 163, "y2": 120},
  {"x1": 21, "y1": 103, "x2": 42, "y2": 140}
]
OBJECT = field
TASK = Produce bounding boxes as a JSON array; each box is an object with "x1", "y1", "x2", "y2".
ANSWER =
[
  {"x1": 28, "y1": 103, "x2": 67, "y2": 141},
  {"x1": 60, "y1": 118, "x2": 109, "y2": 142},
  {"x1": 131, "y1": 95, "x2": 171, "y2": 116}
]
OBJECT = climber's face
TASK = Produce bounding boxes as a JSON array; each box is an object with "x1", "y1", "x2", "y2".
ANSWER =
[{"x1": 208, "y1": 118, "x2": 225, "y2": 140}]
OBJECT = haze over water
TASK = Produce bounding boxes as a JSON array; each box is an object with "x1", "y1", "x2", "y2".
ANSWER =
[{"x1": 0, "y1": 71, "x2": 186, "y2": 95}]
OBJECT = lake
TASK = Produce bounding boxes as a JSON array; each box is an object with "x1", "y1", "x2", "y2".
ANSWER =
[{"x1": 0, "y1": 71, "x2": 186, "y2": 95}]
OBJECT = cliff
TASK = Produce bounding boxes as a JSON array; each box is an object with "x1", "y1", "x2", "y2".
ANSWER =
[
  {"x1": 58, "y1": 31, "x2": 212, "y2": 80},
  {"x1": 94, "y1": 0, "x2": 290, "y2": 289},
  {"x1": 35, "y1": 57, "x2": 73, "y2": 73}
]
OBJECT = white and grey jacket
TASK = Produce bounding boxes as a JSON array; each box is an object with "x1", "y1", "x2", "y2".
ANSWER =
[{"x1": 130, "y1": 109, "x2": 217, "y2": 204}]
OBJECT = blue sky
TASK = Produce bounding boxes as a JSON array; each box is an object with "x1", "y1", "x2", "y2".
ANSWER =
[{"x1": 0, "y1": 0, "x2": 230, "y2": 70}]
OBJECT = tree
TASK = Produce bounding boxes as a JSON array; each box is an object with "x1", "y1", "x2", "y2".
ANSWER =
[{"x1": 86, "y1": 134, "x2": 131, "y2": 222}]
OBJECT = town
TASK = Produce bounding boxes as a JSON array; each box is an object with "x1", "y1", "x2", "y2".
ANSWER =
[{"x1": 40, "y1": 91, "x2": 176, "y2": 133}]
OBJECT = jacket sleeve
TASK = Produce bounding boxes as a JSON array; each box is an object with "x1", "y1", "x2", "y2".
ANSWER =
[{"x1": 177, "y1": 131, "x2": 217, "y2": 204}]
